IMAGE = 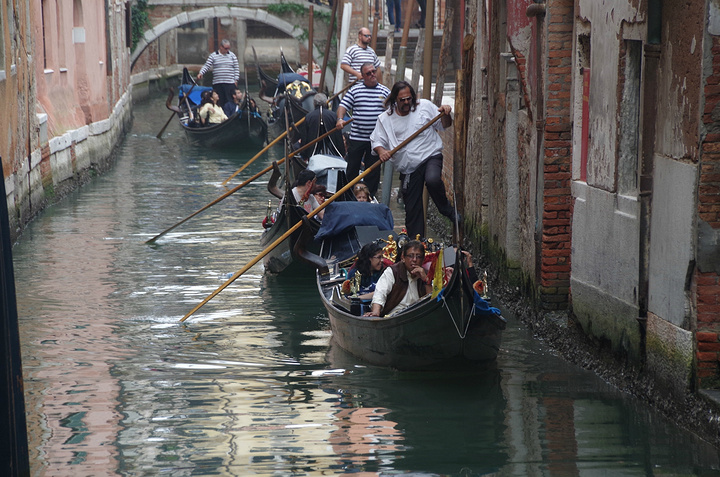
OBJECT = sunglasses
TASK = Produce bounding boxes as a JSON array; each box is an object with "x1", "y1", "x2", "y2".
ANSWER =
[{"x1": 398, "y1": 96, "x2": 413, "y2": 103}]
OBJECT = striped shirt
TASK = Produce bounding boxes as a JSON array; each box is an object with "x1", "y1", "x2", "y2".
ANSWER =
[
  {"x1": 199, "y1": 50, "x2": 239, "y2": 85},
  {"x1": 339, "y1": 82, "x2": 390, "y2": 141},
  {"x1": 341, "y1": 44, "x2": 381, "y2": 81}
]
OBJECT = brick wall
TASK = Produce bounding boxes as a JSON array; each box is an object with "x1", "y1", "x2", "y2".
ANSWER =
[
  {"x1": 697, "y1": 35, "x2": 720, "y2": 385},
  {"x1": 539, "y1": 0, "x2": 573, "y2": 310}
]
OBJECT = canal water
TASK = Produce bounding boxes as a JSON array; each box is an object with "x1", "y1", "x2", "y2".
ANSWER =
[{"x1": 12, "y1": 94, "x2": 720, "y2": 476}]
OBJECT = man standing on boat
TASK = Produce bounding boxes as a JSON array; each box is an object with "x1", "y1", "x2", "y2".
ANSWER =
[
  {"x1": 341, "y1": 28, "x2": 382, "y2": 83},
  {"x1": 370, "y1": 81, "x2": 458, "y2": 239},
  {"x1": 197, "y1": 39, "x2": 240, "y2": 108},
  {"x1": 336, "y1": 63, "x2": 390, "y2": 197}
]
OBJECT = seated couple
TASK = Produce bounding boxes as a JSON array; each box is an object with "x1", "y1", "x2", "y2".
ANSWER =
[
  {"x1": 344, "y1": 239, "x2": 433, "y2": 317},
  {"x1": 197, "y1": 88, "x2": 258, "y2": 126},
  {"x1": 348, "y1": 239, "x2": 476, "y2": 318}
]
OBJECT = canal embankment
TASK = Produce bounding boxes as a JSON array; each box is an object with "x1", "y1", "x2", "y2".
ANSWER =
[{"x1": 428, "y1": 209, "x2": 720, "y2": 449}]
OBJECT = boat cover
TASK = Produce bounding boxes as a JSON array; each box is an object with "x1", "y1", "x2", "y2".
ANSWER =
[
  {"x1": 179, "y1": 84, "x2": 213, "y2": 106},
  {"x1": 315, "y1": 202, "x2": 394, "y2": 240},
  {"x1": 277, "y1": 73, "x2": 310, "y2": 91},
  {"x1": 308, "y1": 154, "x2": 347, "y2": 173}
]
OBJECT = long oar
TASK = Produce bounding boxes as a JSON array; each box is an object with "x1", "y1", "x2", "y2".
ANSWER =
[
  {"x1": 180, "y1": 112, "x2": 444, "y2": 322},
  {"x1": 221, "y1": 118, "x2": 303, "y2": 186},
  {"x1": 157, "y1": 89, "x2": 181, "y2": 139},
  {"x1": 145, "y1": 119, "x2": 354, "y2": 244}
]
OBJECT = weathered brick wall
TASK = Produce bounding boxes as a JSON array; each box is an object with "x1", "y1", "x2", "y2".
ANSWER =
[
  {"x1": 539, "y1": 0, "x2": 573, "y2": 310},
  {"x1": 696, "y1": 35, "x2": 720, "y2": 386}
]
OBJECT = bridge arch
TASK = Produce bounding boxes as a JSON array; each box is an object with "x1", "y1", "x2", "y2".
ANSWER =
[{"x1": 131, "y1": 6, "x2": 326, "y2": 71}]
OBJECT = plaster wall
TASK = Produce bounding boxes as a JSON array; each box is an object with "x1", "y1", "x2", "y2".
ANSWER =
[
  {"x1": 31, "y1": 0, "x2": 112, "y2": 137},
  {"x1": 570, "y1": 180, "x2": 641, "y2": 359},
  {"x1": 647, "y1": 155, "x2": 697, "y2": 328},
  {"x1": 577, "y1": 0, "x2": 642, "y2": 192}
]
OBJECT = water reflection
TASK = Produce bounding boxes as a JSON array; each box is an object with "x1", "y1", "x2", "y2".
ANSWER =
[{"x1": 11, "y1": 93, "x2": 720, "y2": 476}]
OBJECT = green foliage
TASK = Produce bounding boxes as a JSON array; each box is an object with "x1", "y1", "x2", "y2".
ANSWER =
[
  {"x1": 131, "y1": 0, "x2": 151, "y2": 52},
  {"x1": 267, "y1": 3, "x2": 308, "y2": 16}
]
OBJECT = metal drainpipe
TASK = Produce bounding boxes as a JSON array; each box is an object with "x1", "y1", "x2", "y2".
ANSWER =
[
  {"x1": 527, "y1": 3, "x2": 545, "y2": 289},
  {"x1": 638, "y1": 1, "x2": 662, "y2": 337}
]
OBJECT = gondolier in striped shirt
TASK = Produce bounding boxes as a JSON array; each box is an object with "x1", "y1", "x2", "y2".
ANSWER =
[
  {"x1": 336, "y1": 63, "x2": 390, "y2": 197},
  {"x1": 341, "y1": 28, "x2": 382, "y2": 83},
  {"x1": 197, "y1": 39, "x2": 240, "y2": 108}
]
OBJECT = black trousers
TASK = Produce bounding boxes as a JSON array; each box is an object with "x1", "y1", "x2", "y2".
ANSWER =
[
  {"x1": 346, "y1": 139, "x2": 381, "y2": 197},
  {"x1": 213, "y1": 83, "x2": 237, "y2": 110},
  {"x1": 400, "y1": 154, "x2": 455, "y2": 239}
]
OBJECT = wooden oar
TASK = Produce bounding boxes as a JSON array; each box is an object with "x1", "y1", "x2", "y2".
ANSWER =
[
  {"x1": 220, "y1": 124, "x2": 298, "y2": 186},
  {"x1": 145, "y1": 119, "x2": 354, "y2": 244},
  {"x1": 221, "y1": 83, "x2": 355, "y2": 186},
  {"x1": 179, "y1": 112, "x2": 444, "y2": 322},
  {"x1": 156, "y1": 113, "x2": 176, "y2": 139},
  {"x1": 157, "y1": 89, "x2": 182, "y2": 139}
]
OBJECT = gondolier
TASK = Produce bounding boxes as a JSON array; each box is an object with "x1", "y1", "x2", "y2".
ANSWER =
[
  {"x1": 341, "y1": 28, "x2": 382, "y2": 83},
  {"x1": 197, "y1": 39, "x2": 240, "y2": 107},
  {"x1": 336, "y1": 63, "x2": 390, "y2": 197},
  {"x1": 371, "y1": 81, "x2": 459, "y2": 239}
]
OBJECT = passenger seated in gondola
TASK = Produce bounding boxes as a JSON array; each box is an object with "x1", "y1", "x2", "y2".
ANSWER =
[
  {"x1": 290, "y1": 169, "x2": 325, "y2": 220},
  {"x1": 198, "y1": 90, "x2": 228, "y2": 126},
  {"x1": 223, "y1": 88, "x2": 245, "y2": 117},
  {"x1": 365, "y1": 240, "x2": 432, "y2": 317},
  {"x1": 353, "y1": 183, "x2": 371, "y2": 202},
  {"x1": 248, "y1": 98, "x2": 262, "y2": 118},
  {"x1": 311, "y1": 184, "x2": 331, "y2": 206},
  {"x1": 343, "y1": 242, "x2": 387, "y2": 300}
]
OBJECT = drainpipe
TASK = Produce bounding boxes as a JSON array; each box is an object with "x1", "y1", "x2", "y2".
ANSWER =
[
  {"x1": 638, "y1": 2, "x2": 662, "y2": 340},
  {"x1": 527, "y1": 2, "x2": 545, "y2": 289}
]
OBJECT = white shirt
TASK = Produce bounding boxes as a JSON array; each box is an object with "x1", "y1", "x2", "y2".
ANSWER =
[
  {"x1": 370, "y1": 99, "x2": 445, "y2": 174},
  {"x1": 371, "y1": 266, "x2": 423, "y2": 316}
]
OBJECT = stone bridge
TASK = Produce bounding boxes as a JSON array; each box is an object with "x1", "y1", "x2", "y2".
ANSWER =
[{"x1": 132, "y1": 1, "x2": 334, "y2": 75}]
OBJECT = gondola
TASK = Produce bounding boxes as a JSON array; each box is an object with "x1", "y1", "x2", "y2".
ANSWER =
[
  {"x1": 254, "y1": 48, "x2": 317, "y2": 141},
  {"x1": 166, "y1": 68, "x2": 267, "y2": 149},
  {"x1": 314, "y1": 230, "x2": 507, "y2": 369}
]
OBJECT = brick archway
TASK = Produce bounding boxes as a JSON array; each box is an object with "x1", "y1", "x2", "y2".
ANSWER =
[{"x1": 131, "y1": 6, "x2": 324, "y2": 70}]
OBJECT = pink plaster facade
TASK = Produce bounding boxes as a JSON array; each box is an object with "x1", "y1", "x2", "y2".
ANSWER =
[{"x1": 2, "y1": 0, "x2": 132, "y2": 241}]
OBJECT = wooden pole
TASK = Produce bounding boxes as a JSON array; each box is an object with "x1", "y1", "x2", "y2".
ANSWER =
[
  {"x1": 371, "y1": 0, "x2": 380, "y2": 51},
  {"x1": 422, "y1": 0, "x2": 435, "y2": 99},
  {"x1": 383, "y1": 30, "x2": 395, "y2": 87},
  {"x1": 433, "y1": 4, "x2": 454, "y2": 106},
  {"x1": 180, "y1": 113, "x2": 445, "y2": 322},
  {"x1": 308, "y1": 5, "x2": 314, "y2": 80},
  {"x1": 318, "y1": 0, "x2": 339, "y2": 94},
  {"x1": 411, "y1": 28, "x2": 425, "y2": 92},
  {"x1": 453, "y1": 69, "x2": 466, "y2": 245}
]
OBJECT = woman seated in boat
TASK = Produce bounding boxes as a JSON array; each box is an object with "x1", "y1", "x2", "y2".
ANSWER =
[
  {"x1": 365, "y1": 240, "x2": 432, "y2": 317},
  {"x1": 311, "y1": 184, "x2": 331, "y2": 206},
  {"x1": 291, "y1": 169, "x2": 324, "y2": 220},
  {"x1": 353, "y1": 183, "x2": 371, "y2": 202},
  {"x1": 344, "y1": 242, "x2": 387, "y2": 300},
  {"x1": 198, "y1": 90, "x2": 228, "y2": 126}
]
